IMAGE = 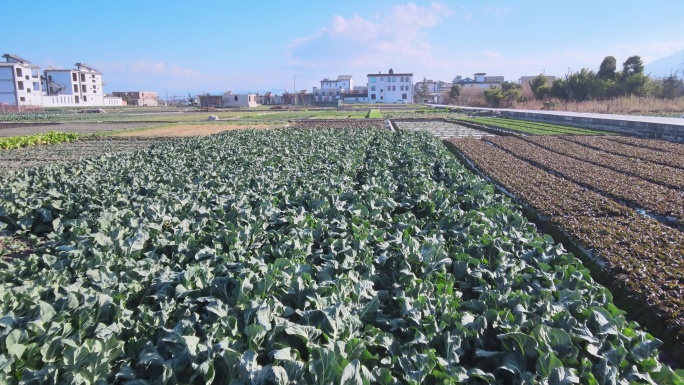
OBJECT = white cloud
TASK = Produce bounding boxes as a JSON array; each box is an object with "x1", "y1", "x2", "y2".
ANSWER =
[
  {"x1": 287, "y1": 2, "x2": 455, "y2": 70},
  {"x1": 94, "y1": 60, "x2": 198, "y2": 77}
]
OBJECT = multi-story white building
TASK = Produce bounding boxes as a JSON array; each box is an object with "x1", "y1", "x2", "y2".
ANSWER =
[
  {"x1": 313, "y1": 75, "x2": 354, "y2": 103},
  {"x1": 367, "y1": 68, "x2": 413, "y2": 103},
  {"x1": 42, "y1": 63, "x2": 110, "y2": 107},
  {"x1": 1, "y1": 53, "x2": 123, "y2": 109},
  {"x1": 0, "y1": 54, "x2": 43, "y2": 110}
]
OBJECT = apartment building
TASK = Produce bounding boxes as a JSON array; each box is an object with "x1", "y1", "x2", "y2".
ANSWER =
[
  {"x1": 367, "y1": 68, "x2": 413, "y2": 103},
  {"x1": 0, "y1": 54, "x2": 43, "y2": 109},
  {"x1": 313, "y1": 75, "x2": 354, "y2": 103}
]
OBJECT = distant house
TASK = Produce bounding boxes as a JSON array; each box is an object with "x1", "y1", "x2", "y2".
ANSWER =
[
  {"x1": 414, "y1": 79, "x2": 453, "y2": 104},
  {"x1": 341, "y1": 90, "x2": 368, "y2": 104},
  {"x1": 198, "y1": 94, "x2": 223, "y2": 108},
  {"x1": 367, "y1": 68, "x2": 413, "y2": 103},
  {"x1": 0, "y1": 54, "x2": 44, "y2": 110},
  {"x1": 313, "y1": 75, "x2": 355, "y2": 103},
  {"x1": 222, "y1": 92, "x2": 258, "y2": 108},
  {"x1": 0, "y1": 54, "x2": 122, "y2": 109},
  {"x1": 453, "y1": 73, "x2": 505, "y2": 89},
  {"x1": 111, "y1": 91, "x2": 158, "y2": 106},
  {"x1": 256, "y1": 92, "x2": 282, "y2": 105}
]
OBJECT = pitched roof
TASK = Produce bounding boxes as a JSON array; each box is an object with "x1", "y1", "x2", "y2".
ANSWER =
[{"x1": 2, "y1": 54, "x2": 31, "y2": 64}]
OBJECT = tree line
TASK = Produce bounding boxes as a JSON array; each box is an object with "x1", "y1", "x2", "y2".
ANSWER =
[{"x1": 438, "y1": 55, "x2": 684, "y2": 108}]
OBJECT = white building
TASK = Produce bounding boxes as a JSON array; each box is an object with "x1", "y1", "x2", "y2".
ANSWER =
[
  {"x1": 222, "y1": 92, "x2": 258, "y2": 108},
  {"x1": 414, "y1": 79, "x2": 453, "y2": 104},
  {"x1": 1, "y1": 54, "x2": 122, "y2": 108},
  {"x1": 367, "y1": 68, "x2": 413, "y2": 103},
  {"x1": 0, "y1": 54, "x2": 43, "y2": 110},
  {"x1": 313, "y1": 75, "x2": 354, "y2": 103},
  {"x1": 453, "y1": 73, "x2": 505, "y2": 89},
  {"x1": 42, "y1": 63, "x2": 111, "y2": 107}
]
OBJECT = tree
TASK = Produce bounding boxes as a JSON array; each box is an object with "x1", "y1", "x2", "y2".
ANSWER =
[
  {"x1": 660, "y1": 72, "x2": 684, "y2": 99},
  {"x1": 448, "y1": 84, "x2": 461, "y2": 104},
  {"x1": 564, "y1": 68, "x2": 597, "y2": 101},
  {"x1": 622, "y1": 55, "x2": 645, "y2": 78},
  {"x1": 529, "y1": 74, "x2": 550, "y2": 100},
  {"x1": 597, "y1": 56, "x2": 617, "y2": 80},
  {"x1": 414, "y1": 78, "x2": 430, "y2": 103},
  {"x1": 483, "y1": 86, "x2": 505, "y2": 107}
]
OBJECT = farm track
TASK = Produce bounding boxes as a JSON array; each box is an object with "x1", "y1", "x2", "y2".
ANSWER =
[
  {"x1": 564, "y1": 135, "x2": 684, "y2": 170},
  {"x1": 521, "y1": 135, "x2": 684, "y2": 190},
  {"x1": 486, "y1": 136, "x2": 684, "y2": 228},
  {"x1": 0, "y1": 136, "x2": 177, "y2": 172},
  {"x1": 0, "y1": 122, "x2": 164, "y2": 137},
  {"x1": 446, "y1": 137, "x2": 684, "y2": 360}
]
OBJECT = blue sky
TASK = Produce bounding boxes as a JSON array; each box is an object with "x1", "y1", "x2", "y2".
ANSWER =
[{"x1": 2, "y1": 0, "x2": 683, "y2": 98}]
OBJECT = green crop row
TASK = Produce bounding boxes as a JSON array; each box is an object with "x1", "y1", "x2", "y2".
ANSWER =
[
  {"x1": 0, "y1": 131, "x2": 79, "y2": 150},
  {"x1": 366, "y1": 109, "x2": 383, "y2": 118},
  {"x1": 457, "y1": 117, "x2": 612, "y2": 135},
  {"x1": 0, "y1": 128, "x2": 680, "y2": 383}
]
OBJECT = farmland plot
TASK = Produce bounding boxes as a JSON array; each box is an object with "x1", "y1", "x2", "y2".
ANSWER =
[
  {"x1": 487, "y1": 136, "x2": 684, "y2": 227},
  {"x1": 0, "y1": 136, "x2": 176, "y2": 172},
  {"x1": 394, "y1": 120, "x2": 491, "y2": 139},
  {"x1": 0, "y1": 122, "x2": 165, "y2": 137},
  {"x1": 0, "y1": 128, "x2": 681, "y2": 383},
  {"x1": 447, "y1": 138, "x2": 684, "y2": 363}
]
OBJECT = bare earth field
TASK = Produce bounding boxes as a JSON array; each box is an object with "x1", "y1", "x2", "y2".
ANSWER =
[{"x1": 115, "y1": 123, "x2": 275, "y2": 137}]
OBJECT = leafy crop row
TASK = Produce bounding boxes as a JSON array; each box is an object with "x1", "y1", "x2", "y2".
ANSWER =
[
  {"x1": 0, "y1": 128, "x2": 680, "y2": 383},
  {"x1": 456, "y1": 117, "x2": 610, "y2": 135},
  {"x1": 0, "y1": 132, "x2": 79, "y2": 150},
  {"x1": 487, "y1": 136, "x2": 684, "y2": 227},
  {"x1": 521, "y1": 136, "x2": 684, "y2": 190},
  {"x1": 565, "y1": 136, "x2": 684, "y2": 170},
  {"x1": 447, "y1": 138, "x2": 684, "y2": 362},
  {"x1": 609, "y1": 136, "x2": 684, "y2": 155}
]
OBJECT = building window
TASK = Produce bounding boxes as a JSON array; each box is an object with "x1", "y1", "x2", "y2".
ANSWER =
[
  {"x1": 393, "y1": 77, "x2": 396, "y2": 82},
  {"x1": 20, "y1": 97, "x2": 25, "y2": 102},
  {"x1": 74, "y1": 84, "x2": 78, "y2": 92},
  {"x1": 17, "y1": 81, "x2": 24, "y2": 90},
  {"x1": 371, "y1": 86, "x2": 375, "y2": 91},
  {"x1": 400, "y1": 86, "x2": 404, "y2": 91},
  {"x1": 32, "y1": 82, "x2": 39, "y2": 91},
  {"x1": 72, "y1": 73, "x2": 77, "y2": 81},
  {"x1": 400, "y1": 77, "x2": 404, "y2": 82},
  {"x1": 371, "y1": 94, "x2": 376, "y2": 100},
  {"x1": 371, "y1": 77, "x2": 376, "y2": 83},
  {"x1": 380, "y1": 96, "x2": 383, "y2": 100},
  {"x1": 380, "y1": 89, "x2": 383, "y2": 93},
  {"x1": 82, "y1": 85, "x2": 87, "y2": 92},
  {"x1": 234, "y1": 96, "x2": 238, "y2": 101},
  {"x1": 75, "y1": 96, "x2": 79, "y2": 103},
  {"x1": 80, "y1": 74, "x2": 86, "y2": 82},
  {"x1": 16, "y1": 68, "x2": 23, "y2": 77},
  {"x1": 392, "y1": 86, "x2": 396, "y2": 91},
  {"x1": 83, "y1": 96, "x2": 87, "y2": 101},
  {"x1": 402, "y1": 93, "x2": 407, "y2": 99}
]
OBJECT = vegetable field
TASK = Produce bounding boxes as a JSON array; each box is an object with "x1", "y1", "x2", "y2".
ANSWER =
[
  {"x1": 455, "y1": 117, "x2": 612, "y2": 136},
  {"x1": 1, "y1": 127, "x2": 681, "y2": 383},
  {"x1": 446, "y1": 136, "x2": 684, "y2": 366},
  {"x1": 394, "y1": 121, "x2": 491, "y2": 139}
]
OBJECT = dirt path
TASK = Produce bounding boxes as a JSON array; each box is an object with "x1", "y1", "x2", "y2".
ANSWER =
[{"x1": 114, "y1": 124, "x2": 278, "y2": 137}]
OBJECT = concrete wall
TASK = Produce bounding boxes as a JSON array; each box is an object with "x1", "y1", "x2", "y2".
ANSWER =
[{"x1": 447, "y1": 106, "x2": 684, "y2": 143}]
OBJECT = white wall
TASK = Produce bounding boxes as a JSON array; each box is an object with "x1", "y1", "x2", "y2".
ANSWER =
[{"x1": 223, "y1": 94, "x2": 258, "y2": 108}]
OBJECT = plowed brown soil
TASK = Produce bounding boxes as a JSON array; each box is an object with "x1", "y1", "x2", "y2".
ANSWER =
[{"x1": 115, "y1": 124, "x2": 276, "y2": 137}]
